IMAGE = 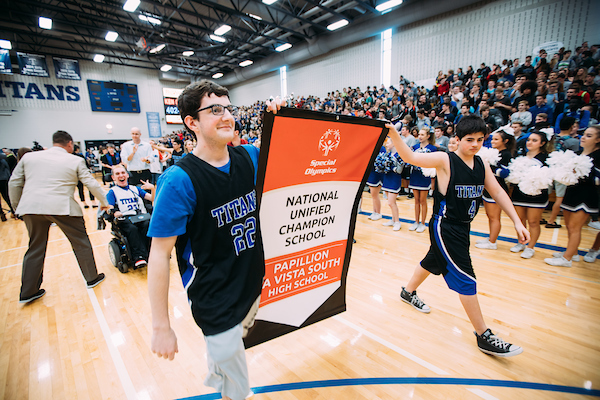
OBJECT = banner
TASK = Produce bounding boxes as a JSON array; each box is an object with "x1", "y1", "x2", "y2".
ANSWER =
[
  {"x1": 53, "y1": 57, "x2": 81, "y2": 80},
  {"x1": 16, "y1": 52, "x2": 49, "y2": 77},
  {"x1": 146, "y1": 111, "x2": 162, "y2": 138},
  {"x1": 244, "y1": 108, "x2": 387, "y2": 348},
  {"x1": 0, "y1": 50, "x2": 11, "y2": 74}
]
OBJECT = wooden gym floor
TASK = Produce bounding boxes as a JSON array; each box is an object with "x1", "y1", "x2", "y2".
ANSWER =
[{"x1": 0, "y1": 184, "x2": 599, "y2": 399}]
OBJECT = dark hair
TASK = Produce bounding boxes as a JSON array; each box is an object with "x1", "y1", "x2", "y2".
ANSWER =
[
  {"x1": 172, "y1": 138, "x2": 184, "y2": 147},
  {"x1": 493, "y1": 129, "x2": 516, "y2": 155},
  {"x1": 521, "y1": 80, "x2": 538, "y2": 94},
  {"x1": 455, "y1": 115, "x2": 487, "y2": 139},
  {"x1": 17, "y1": 147, "x2": 32, "y2": 160},
  {"x1": 177, "y1": 79, "x2": 229, "y2": 136},
  {"x1": 52, "y1": 130, "x2": 73, "y2": 145},
  {"x1": 559, "y1": 116, "x2": 576, "y2": 131},
  {"x1": 529, "y1": 129, "x2": 550, "y2": 153}
]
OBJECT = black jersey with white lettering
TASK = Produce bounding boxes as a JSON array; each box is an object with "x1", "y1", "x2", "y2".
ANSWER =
[{"x1": 433, "y1": 152, "x2": 486, "y2": 223}]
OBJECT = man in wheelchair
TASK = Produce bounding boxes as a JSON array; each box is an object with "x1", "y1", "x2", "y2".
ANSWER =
[{"x1": 106, "y1": 165, "x2": 154, "y2": 268}]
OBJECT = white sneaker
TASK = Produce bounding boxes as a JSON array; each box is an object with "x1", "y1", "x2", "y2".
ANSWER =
[
  {"x1": 416, "y1": 223, "x2": 427, "y2": 233},
  {"x1": 544, "y1": 256, "x2": 571, "y2": 267},
  {"x1": 588, "y1": 221, "x2": 600, "y2": 230},
  {"x1": 552, "y1": 251, "x2": 579, "y2": 262},
  {"x1": 393, "y1": 222, "x2": 402, "y2": 231},
  {"x1": 475, "y1": 240, "x2": 497, "y2": 250},
  {"x1": 369, "y1": 212, "x2": 382, "y2": 221},
  {"x1": 408, "y1": 222, "x2": 419, "y2": 231},
  {"x1": 584, "y1": 249, "x2": 600, "y2": 263},
  {"x1": 382, "y1": 219, "x2": 394, "y2": 227},
  {"x1": 521, "y1": 248, "x2": 535, "y2": 259},
  {"x1": 476, "y1": 238, "x2": 489, "y2": 244},
  {"x1": 510, "y1": 243, "x2": 526, "y2": 253}
]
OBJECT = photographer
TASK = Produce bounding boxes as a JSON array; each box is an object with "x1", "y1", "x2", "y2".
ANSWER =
[{"x1": 106, "y1": 165, "x2": 154, "y2": 267}]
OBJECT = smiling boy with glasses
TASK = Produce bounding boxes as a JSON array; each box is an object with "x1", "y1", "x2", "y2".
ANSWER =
[{"x1": 147, "y1": 80, "x2": 264, "y2": 400}]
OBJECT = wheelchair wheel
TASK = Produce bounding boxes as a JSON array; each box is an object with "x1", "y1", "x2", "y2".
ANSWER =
[{"x1": 108, "y1": 239, "x2": 129, "y2": 273}]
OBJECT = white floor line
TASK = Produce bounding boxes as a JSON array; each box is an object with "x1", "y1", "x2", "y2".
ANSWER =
[
  {"x1": 0, "y1": 243, "x2": 107, "y2": 270},
  {"x1": 551, "y1": 217, "x2": 560, "y2": 244},
  {"x1": 467, "y1": 388, "x2": 500, "y2": 400},
  {"x1": 87, "y1": 289, "x2": 138, "y2": 400},
  {"x1": 335, "y1": 316, "x2": 502, "y2": 400},
  {"x1": 335, "y1": 315, "x2": 449, "y2": 375}
]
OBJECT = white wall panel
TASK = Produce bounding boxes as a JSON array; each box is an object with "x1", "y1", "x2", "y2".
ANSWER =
[
  {"x1": 391, "y1": 0, "x2": 595, "y2": 86},
  {"x1": 0, "y1": 61, "x2": 187, "y2": 148},
  {"x1": 228, "y1": 70, "x2": 279, "y2": 107}
]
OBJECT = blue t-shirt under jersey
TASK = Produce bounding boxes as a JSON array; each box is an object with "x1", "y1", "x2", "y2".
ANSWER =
[{"x1": 148, "y1": 144, "x2": 260, "y2": 238}]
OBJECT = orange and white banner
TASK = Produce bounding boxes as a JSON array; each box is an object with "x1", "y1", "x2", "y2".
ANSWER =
[{"x1": 244, "y1": 108, "x2": 387, "y2": 348}]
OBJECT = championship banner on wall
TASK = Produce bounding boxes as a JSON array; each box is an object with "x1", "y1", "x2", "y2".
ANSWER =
[
  {"x1": 16, "y1": 52, "x2": 49, "y2": 77},
  {"x1": 244, "y1": 108, "x2": 387, "y2": 348},
  {"x1": 53, "y1": 57, "x2": 81, "y2": 80}
]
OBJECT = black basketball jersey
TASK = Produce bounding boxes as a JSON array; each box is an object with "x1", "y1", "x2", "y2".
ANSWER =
[
  {"x1": 175, "y1": 146, "x2": 265, "y2": 335},
  {"x1": 433, "y1": 152, "x2": 486, "y2": 223}
]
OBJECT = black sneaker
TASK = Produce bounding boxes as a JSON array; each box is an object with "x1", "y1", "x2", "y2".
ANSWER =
[
  {"x1": 475, "y1": 329, "x2": 523, "y2": 357},
  {"x1": 19, "y1": 289, "x2": 46, "y2": 304},
  {"x1": 400, "y1": 287, "x2": 431, "y2": 313},
  {"x1": 86, "y1": 273, "x2": 105, "y2": 288}
]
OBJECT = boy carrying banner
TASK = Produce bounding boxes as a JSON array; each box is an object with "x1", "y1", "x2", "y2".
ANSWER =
[{"x1": 386, "y1": 115, "x2": 529, "y2": 357}]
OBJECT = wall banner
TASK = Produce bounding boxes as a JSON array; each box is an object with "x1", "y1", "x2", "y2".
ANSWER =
[
  {"x1": 146, "y1": 111, "x2": 162, "y2": 138},
  {"x1": 0, "y1": 50, "x2": 12, "y2": 74},
  {"x1": 53, "y1": 57, "x2": 81, "y2": 80},
  {"x1": 244, "y1": 108, "x2": 387, "y2": 348},
  {"x1": 16, "y1": 52, "x2": 49, "y2": 77}
]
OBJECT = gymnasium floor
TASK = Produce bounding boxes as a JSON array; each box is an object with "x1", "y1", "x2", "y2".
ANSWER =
[{"x1": 0, "y1": 186, "x2": 599, "y2": 399}]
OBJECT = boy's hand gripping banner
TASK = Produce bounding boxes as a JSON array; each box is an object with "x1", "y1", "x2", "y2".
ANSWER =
[{"x1": 244, "y1": 108, "x2": 387, "y2": 348}]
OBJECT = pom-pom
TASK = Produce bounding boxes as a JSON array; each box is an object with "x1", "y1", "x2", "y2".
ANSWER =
[
  {"x1": 547, "y1": 150, "x2": 593, "y2": 186},
  {"x1": 507, "y1": 156, "x2": 553, "y2": 196},
  {"x1": 476, "y1": 147, "x2": 501, "y2": 166},
  {"x1": 421, "y1": 167, "x2": 437, "y2": 177}
]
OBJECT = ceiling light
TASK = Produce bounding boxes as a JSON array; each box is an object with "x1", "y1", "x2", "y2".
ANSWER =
[
  {"x1": 209, "y1": 34, "x2": 227, "y2": 43},
  {"x1": 149, "y1": 43, "x2": 166, "y2": 53},
  {"x1": 212, "y1": 72, "x2": 223, "y2": 79},
  {"x1": 38, "y1": 17, "x2": 52, "y2": 30},
  {"x1": 105, "y1": 31, "x2": 119, "y2": 42},
  {"x1": 214, "y1": 25, "x2": 231, "y2": 36},
  {"x1": 0, "y1": 40, "x2": 11, "y2": 50},
  {"x1": 247, "y1": 13, "x2": 262, "y2": 20},
  {"x1": 375, "y1": 0, "x2": 403, "y2": 12},
  {"x1": 275, "y1": 43, "x2": 292, "y2": 52},
  {"x1": 123, "y1": 0, "x2": 141, "y2": 12},
  {"x1": 327, "y1": 19, "x2": 348, "y2": 31},
  {"x1": 93, "y1": 54, "x2": 105, "y2": 63},
  {"x1": 139, "y1": 14, "x2": 162, "y2": 25},
  {"x1": 182, "y1": 50, "x2": 194, "y2": 57},
  {"x1": 262, "y1": 0, "x2": 278, "y2": 5},
  {"x1": 239, "y1": 60, "x2": 253, "y2": 67},
  {"x1": 160, "y1": 65, "x2": 172, "y2": 72}
]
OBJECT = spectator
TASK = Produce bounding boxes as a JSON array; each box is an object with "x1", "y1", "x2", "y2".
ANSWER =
[
  {"x1": 511, "y1": 101, "x2": 533, "y2": 127},
  {"x1": 121, "y1": 127, "x2": 153, "y2": 185},
  {"x1": 529, "y1": 95, "x2": 554, "y2": 126}
]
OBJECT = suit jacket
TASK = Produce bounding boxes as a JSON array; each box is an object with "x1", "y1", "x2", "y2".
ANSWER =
[{"x1": 8, "y1": 146, "x2": 108, "y2": 217}]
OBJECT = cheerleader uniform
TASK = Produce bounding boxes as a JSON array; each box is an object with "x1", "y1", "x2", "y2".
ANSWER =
[
  {"x1": 409, "y1": 143, "x2": 437, "y2": 190},
  {"x1": 367, "y1": 146, "x2": 386, "y2": 187},
  {"x1": 482, "y1": 149, "x2": 513, "y2": 203},
  {"x1": 382, "y1": 151, "x2": 403, "y2": 193},
  {"x1": 510, "y1": 152, "x2": 549, "y2": 208},
  {"x1": 561, "y1": 149, "x2": 600, "y2": 214}
]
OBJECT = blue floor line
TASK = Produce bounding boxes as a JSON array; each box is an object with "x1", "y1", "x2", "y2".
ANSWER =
[
  {"x1": 178, "y1": 377, "x2": 600, "y2": 399},
  {"x1": 358, "y1": 211, "x2": 590, "y2": 256}
]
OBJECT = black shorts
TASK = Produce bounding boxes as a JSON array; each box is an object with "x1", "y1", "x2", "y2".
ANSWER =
[{"x1": 420, "y1": 216, "x2": 477, "y2": 295}]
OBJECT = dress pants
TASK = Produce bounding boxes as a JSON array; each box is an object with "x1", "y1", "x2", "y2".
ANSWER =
[
  {"x1": 128, "y1": 169, "x2": 151, "y2": 186},
  {"x1": 21, "y1": 215, "x2": 100, "y2": 298}
]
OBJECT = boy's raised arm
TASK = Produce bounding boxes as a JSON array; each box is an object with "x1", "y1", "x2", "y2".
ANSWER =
[{"x1": 385, "y1": 123, "x2": 448, "y2": 170}]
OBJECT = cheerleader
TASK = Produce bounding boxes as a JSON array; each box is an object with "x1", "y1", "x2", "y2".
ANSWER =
[
  {"x1": 476, "y1": 127, "x2": 516, "y2": 250},
  {"x1": 366, "y1": 145, "x2": 386, "y2": 221},
  {"x1": 409, "y1": 128, "x2": 437, "y2": 232},
  {"x1": 381, "y1": 138, "x2": 403, "y2": 231},
  {"x1": 545, "y1": 125, "x2": 600, "y2": 267},
  {"x1": 510, "y1": 129, "x2": 551, "y2": 259}
]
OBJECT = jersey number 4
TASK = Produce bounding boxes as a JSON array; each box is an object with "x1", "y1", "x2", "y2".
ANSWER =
[
  {"x1": 231, "y1": 217, "x2": 257, "y2": 256},
  {"x1": 468, "y1": 200, "x2": 477, "y2": 219}
]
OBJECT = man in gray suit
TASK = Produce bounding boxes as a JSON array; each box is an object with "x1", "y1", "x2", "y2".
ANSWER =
[{"x1": 9, "y1": 131, "x2": 110, "y2": 304}]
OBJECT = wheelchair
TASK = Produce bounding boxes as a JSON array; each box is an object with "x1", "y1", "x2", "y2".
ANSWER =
[{"x1": 98, "y1": 209, "x2": 151, "y2": 273}]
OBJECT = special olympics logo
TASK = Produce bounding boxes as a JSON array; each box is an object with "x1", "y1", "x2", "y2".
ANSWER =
[{"x1": 318, "y1": 129, "x2": 341, "y2": 156}]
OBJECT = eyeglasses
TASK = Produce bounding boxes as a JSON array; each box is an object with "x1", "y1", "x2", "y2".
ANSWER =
[{"x1": 196, "y1": 104, "x2": 239, "y2": 116}]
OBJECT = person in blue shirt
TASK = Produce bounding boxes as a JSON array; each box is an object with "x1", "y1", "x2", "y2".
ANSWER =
[
  {"x1": 106, "y1": 165, "x2": 154, "y2": 267},
  {"x1": 528, "y1": 95, "x2": 554, "y2": 127},
  {"x1": 147, "y1": 80, "x2": 263, "y2": 400}
]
